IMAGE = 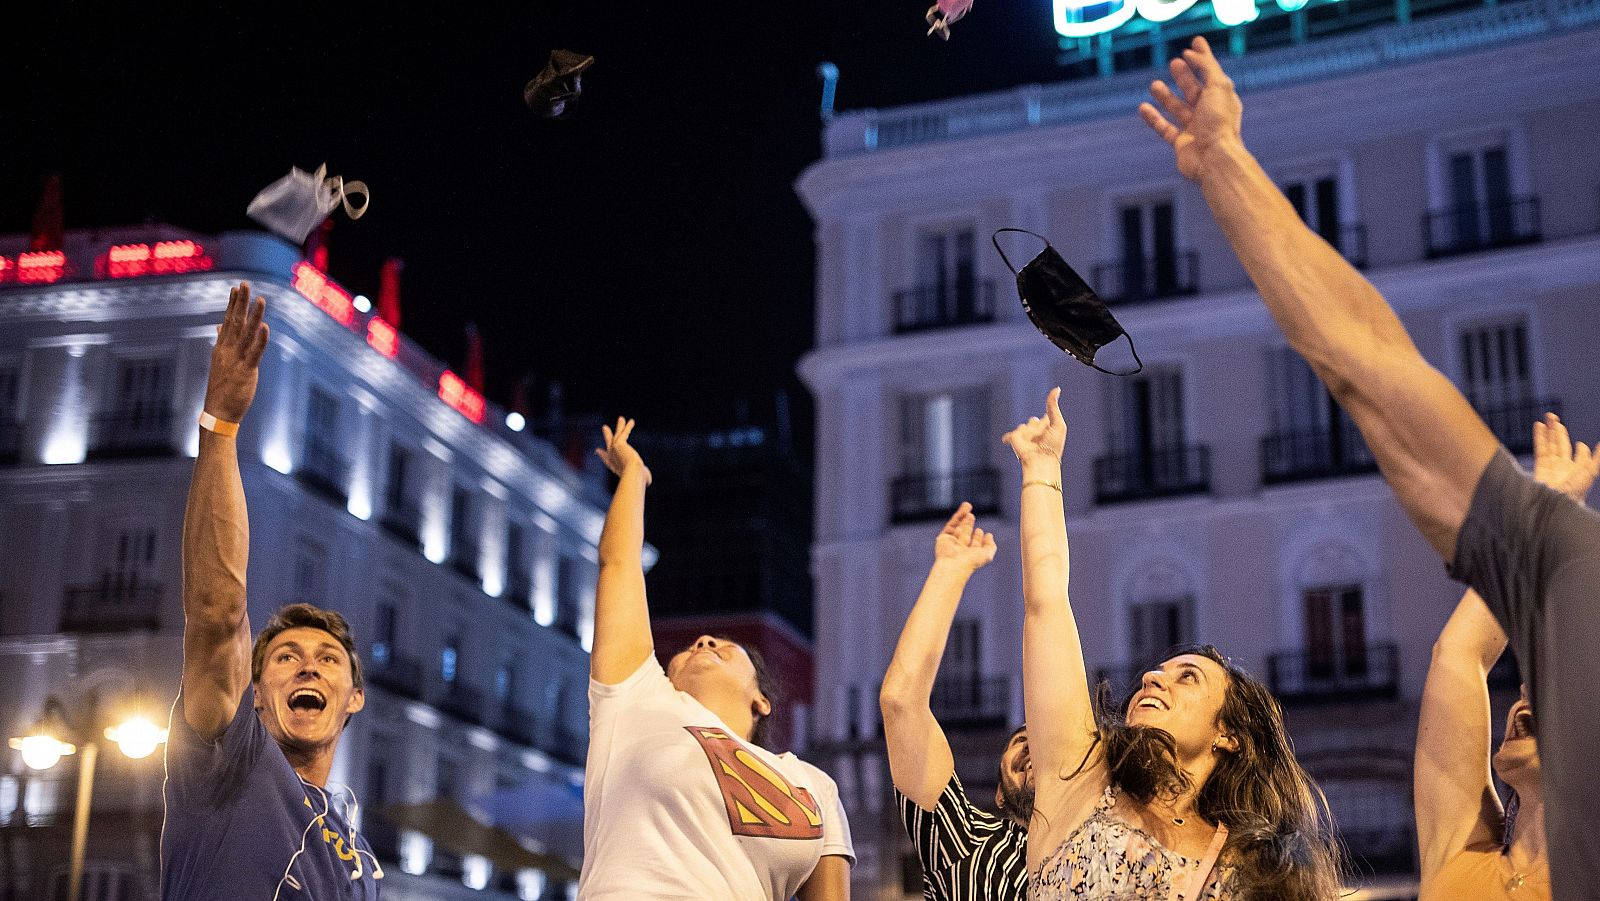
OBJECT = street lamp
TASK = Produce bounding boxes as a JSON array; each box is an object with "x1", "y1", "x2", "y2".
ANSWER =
[{"x1": 7, "y1": 695, "x2": 168, "y2": 901}]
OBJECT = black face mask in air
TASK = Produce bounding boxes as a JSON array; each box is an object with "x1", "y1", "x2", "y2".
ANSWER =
[{"x1": 992, "y1": 228, "x2": 1142, "y2": 376}]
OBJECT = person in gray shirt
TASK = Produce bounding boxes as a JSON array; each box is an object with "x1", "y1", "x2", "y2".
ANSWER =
[{"x1": 1136, "y1": 35, "x2": 1600, "y2": 901}]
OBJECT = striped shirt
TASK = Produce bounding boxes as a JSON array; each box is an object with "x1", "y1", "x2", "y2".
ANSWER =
[{"x1": 897, "y1": 774, "x2": 1029, "y2": 901}]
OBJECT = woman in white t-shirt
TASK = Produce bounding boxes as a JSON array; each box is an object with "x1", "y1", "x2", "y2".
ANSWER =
[{"x1": 578, "y1": 418, "x2": 854, "y2": 900}]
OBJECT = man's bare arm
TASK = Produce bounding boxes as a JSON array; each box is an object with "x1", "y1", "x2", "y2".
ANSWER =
[
  {"x1": 1139, "y1": 37, "x2": 1498, "y2": 560},
  {"x1": 881, "y1": 504, "x2": 997, "y2": 810},
  {"x1": 181, "y1": 283, "x2": 269, "y2": 740}
]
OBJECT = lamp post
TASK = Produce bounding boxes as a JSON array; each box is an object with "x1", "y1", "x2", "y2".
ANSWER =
[{"x1": 7, "y1": 695, "x2": 166, "y2": 901}]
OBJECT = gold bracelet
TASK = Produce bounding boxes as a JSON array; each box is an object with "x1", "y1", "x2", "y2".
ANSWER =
[
  {"x1": 198, "y1": 411, "x2": 240, "y2": 437},
  {"x1": 1022, "y1": 479, "x2": 1062, "y2": 493}
]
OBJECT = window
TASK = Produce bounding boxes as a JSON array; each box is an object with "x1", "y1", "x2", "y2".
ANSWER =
[
  {"x1": 495, "y1": 659, "x2": 515, "y2": 702},
  {"x1": 301, "y1": 386, "x2": 345, "y2": 496},
  {"x1": 292, "y1": 537, "x2": 327, "y2": 604},
  {"x1": 1114, "y1": 197, "x2": 1182, "y2": 300},
  {"x1": 1263, "y1": 348, "x2": 1372, "y2": 481},
  {"x1": 896, "y1": 387, "x2": 991, "y2": 515},
  {"x1": 0, "y1": 363, "x2": 19, "y2": 461},
  {"x1": 451, "y1": 486, "x2": 478, "y2": 577},
  {"x1": 372, "y1": 598, "x2": 397, "y2": 665},
  {"x1": 899, "y1": 226, "x2": 984, "y2": 330},
  {"x1": 505, "y1": 521, "x2": 530, "y2": 601},
  {"x1": 441, "y1": 634, "x2": 461, "y2": 684},
  {"x1": 1129, "y1": 596, "x2": 1194, "y2": 668},
  {"x1": 1428, "y1": 134, "x2": 1538, "y2": 255},
  {"x1": 1302, "y1": 584, "x2": 1367, "y2": 681},
  {"x1": 1097, "y1": 366, "x2": 1208, "y2": 502},
  {"x1": 386, "y1": 445, "x2": 413, "y2": 510},
  {"x1": 64, "y1": 524, "x2": 161, "y2": 631},
  {"x1": 1282, "y1": 175, "x2": 1341, "y2": 247},
  {"x1": 1459, "y1": 318, "x2": 1540, "y2": 450},
  {"x1": 1448, "y1": 144, "x2": 1513, "y2": 242},
  {"x1": 96, "y1": 357, "x2": 174, "y2": 455},
  {"x1": 103, "y1": 526, "x2": 158, "y2": 598},
  {"x1": 555, "y1": 553, "x2": 583, "y2": 638}
]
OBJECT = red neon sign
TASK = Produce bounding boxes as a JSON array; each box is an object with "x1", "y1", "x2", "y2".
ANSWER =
[
  {"x1": 18, "y1": 251, "x2": 66, "y2": 284},
  {"x1": 291, "y1": 262, "x2": 355, "y2": 328},
  {"x1": 367, "y1": 317, "x2": 399, "y2": 359},
  {"x1": 438, "y1": 370, "x2": 487, "y2": 423},
  {"x1": 99, "y1": 240, "x2": 215, "y2": 279},
  {"x1": 0, "y1": 257, "x2": 11, "y2": 283}
]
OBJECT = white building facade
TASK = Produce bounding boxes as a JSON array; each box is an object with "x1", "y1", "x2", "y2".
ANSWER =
[
  {"x1": 798, "y1": 2, "x2": 1600, "y2": 897},
  {"x1": 0, "y1": 227, "x2": 606, "y2": 901}
]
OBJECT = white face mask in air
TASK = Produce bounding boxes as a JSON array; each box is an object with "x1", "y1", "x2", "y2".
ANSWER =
[{"x1": 247, "y1": 163, "x2": 369, "y2": 245}]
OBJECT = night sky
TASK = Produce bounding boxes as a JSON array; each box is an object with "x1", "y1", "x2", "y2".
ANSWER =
[{"x1": 3, "y1": 3, "x2": 1067, "y2": 436}]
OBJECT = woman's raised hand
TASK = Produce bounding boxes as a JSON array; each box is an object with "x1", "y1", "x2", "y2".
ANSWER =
[
  {"x1": 933, "y1": 502, "x2": 998, "y2": 573},
  {"x1": 596, "y1": 417, "x2": 652, "y2": 485},
  {"x1": 1003, "y1": 387, "x2": 1067, "y2": 470}
]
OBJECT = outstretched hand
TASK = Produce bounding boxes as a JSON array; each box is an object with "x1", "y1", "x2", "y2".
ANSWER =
[
  {"x1": 204, "y1": 282, "x2": 269, "y2": 424},
  {"x1": 1137, "y1": 36, "x2": 1244, "y2": 182},
  {"x1": 1532, "y1": 412, "x2": 1598, "y2": 503},
  {"x1": 1003, "y1": 387, "x2": 1067, "y2": 471},
  {"x1": 934, "y1": 502, "x2": 998, "y2": 573},
  {"x1": 595, "y1": 417, "x2": 652, "y2": 485}
]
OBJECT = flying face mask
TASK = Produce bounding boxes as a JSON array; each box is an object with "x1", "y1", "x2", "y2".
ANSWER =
[
  {"x1": 993, "y1": 228, "x2": 1143, "y2": 375},
  {"x1": 246, "y1": 164, "x2": 369, "y2": 246}
]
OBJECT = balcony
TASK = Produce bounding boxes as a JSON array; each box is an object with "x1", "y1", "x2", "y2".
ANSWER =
[
  {"x1": 61, "y1": 583, "x2": 161, "y2": 632},
  {"x1": 1267, "y1": 642, "x2": 1398, "y2": 704},
  {"x1": 380, "y1": 500, "x2": 423, "y2": 550},
  {"x1": 1260, "y1": 423, "x2": 1377, "y2": 485},
  {"x1": 87, "y1": 410, "x2": 175, "y2": 459},
  {"x1": 929, "y1": 676, "x2": 1011, "y2": 729},
  {"x1": 1093, "y1": 445, "x2": 1210, "y2": 505},
  {"x1": 1475, "y1": 396, "x2": 1560, "y2": 455},
  {"x1": 893, "y1": 280, "x2": 996, "y2": 333},
  {"x1": 295, "y1": 436, "x2": 349, "y2": 503},
  {"x1": 1091, "y1": 252, "x2": 1199, "y2": 305},
  {"x1": 439, "y1": 682, "x2": 485, "y2": 725},
  {"x1": 367, "y1": 652, "x2": 424, "y2": 700},
  {"x1": 890, "y1": 468, "x2": 1001, "y2": 523},
  {"x1": 1424, "y1": 196, "x2": 1541, "y2": 258}
]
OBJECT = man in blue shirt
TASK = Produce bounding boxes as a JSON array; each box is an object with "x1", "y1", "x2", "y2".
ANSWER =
[{"x1": 162, "y1": 282, "x2": 380, "y2": 900}]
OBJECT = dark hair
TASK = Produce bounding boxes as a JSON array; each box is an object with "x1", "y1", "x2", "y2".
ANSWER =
[
  {"x1": 251, "y1": 603, "x2": 364, "y2": 692},
  {"x1": 1085, "y1": 644, "x2": 1344, "y2": 901}
]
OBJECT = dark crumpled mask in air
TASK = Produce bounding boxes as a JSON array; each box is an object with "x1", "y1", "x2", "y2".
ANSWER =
[
  {"x1": 993, "y1": 228, "x2": 1142, "y2": 375},
  {"x1": 524, "y1": 49, "x2": 594, "y2": 118}
]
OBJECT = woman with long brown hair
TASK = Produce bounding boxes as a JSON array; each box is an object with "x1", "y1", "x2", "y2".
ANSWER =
[{"x1": 1006, "y1": 388, "x2": 1341, "y2": 901}]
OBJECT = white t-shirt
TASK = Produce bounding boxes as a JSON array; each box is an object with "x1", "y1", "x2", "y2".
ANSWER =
[{"x1": 578, "y1": 657, "x2": 854, "y2": 900}]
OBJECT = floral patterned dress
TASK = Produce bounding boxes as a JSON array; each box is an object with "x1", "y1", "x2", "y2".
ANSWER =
[{"x1": 1029, "y1": 786, "x2": 1233, "y2": 901}]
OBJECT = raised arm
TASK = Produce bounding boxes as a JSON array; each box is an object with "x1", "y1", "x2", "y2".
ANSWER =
[
  {"x1": 1138, "y1": 37, "x2": 1498, "y2": 561},
  {"x1": 1004, "y1": 388, "x2": 1103, "y2": 859},
  {"x1": 590, "y1": 418, "x2": 656, "y2": 684},
  {"x1": 1414, "y1": 414, "x2": 1596, "y2": 882},
  {"x1": 1414, "y1": 588, "x2": 1507, "y2": 882},
  {"x1": 180, "y1": 283, "x2": 268, "y2": 741},
  {"x1": 881, "y1": 503, "x2": 998, "y2": 809}
]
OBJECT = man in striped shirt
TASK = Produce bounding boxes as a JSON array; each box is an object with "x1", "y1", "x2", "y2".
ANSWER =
[{"x1": 880, "y1": 504, "x2": 1031, "y2": 901}]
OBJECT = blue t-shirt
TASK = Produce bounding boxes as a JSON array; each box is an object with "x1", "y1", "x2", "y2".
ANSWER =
[{"x1": 161, "y1": 688, "x2": 380, "y2": 900}]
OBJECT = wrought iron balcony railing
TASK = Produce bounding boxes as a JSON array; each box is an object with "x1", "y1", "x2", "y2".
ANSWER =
[
  {"x1": 1093, "y1": 445, "x2": 1211, "y2": 505},
  {"x1": 61, "y1": 583, "x2": 161, "y2": 632},
  {"x1": 1475, "y1": 396, "x2": 1560, "y2": 455},
  {"x1": 929, "y1": 676, "x2": 1011, "y2": 729},
  {"x1": 1091, "y1": 252, "x2": 1199, "y2": 305},
  {"x1": 1424, "y1": 196, "x2": 1541, "y2": 258},
  {"x1": 1260, "y1": 423, "x2": 1377, "y2": 485},
  {"x1": 88, "y1": 410, "x2": 176, "y2": 459},
  {"x1": 893, "y1": 280, "x2": 997, "y2": 333},
  {"x1": 1267, "y1": 642, "x2": 1399, "y2": 703},
  {"x1": 890, "y1": 468, "x2": 1001, "y2": 523}
]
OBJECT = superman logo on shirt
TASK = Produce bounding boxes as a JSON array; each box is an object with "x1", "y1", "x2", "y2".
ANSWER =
[{"x1": 685, "y1": 727, "x2": 825, "y2": 840}]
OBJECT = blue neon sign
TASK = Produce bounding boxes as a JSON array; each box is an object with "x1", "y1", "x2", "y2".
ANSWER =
[{"x1": 1054, "y1": 0, "x2": 1317, "y2": 36}]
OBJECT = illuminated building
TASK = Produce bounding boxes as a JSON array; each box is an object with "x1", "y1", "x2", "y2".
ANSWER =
[
  {"x1": 798, "y1": 1, "x2": 1600, "y2": 896},
  {"x1": 0, "y1": 225, "x2": 612, "y2": 900}
]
